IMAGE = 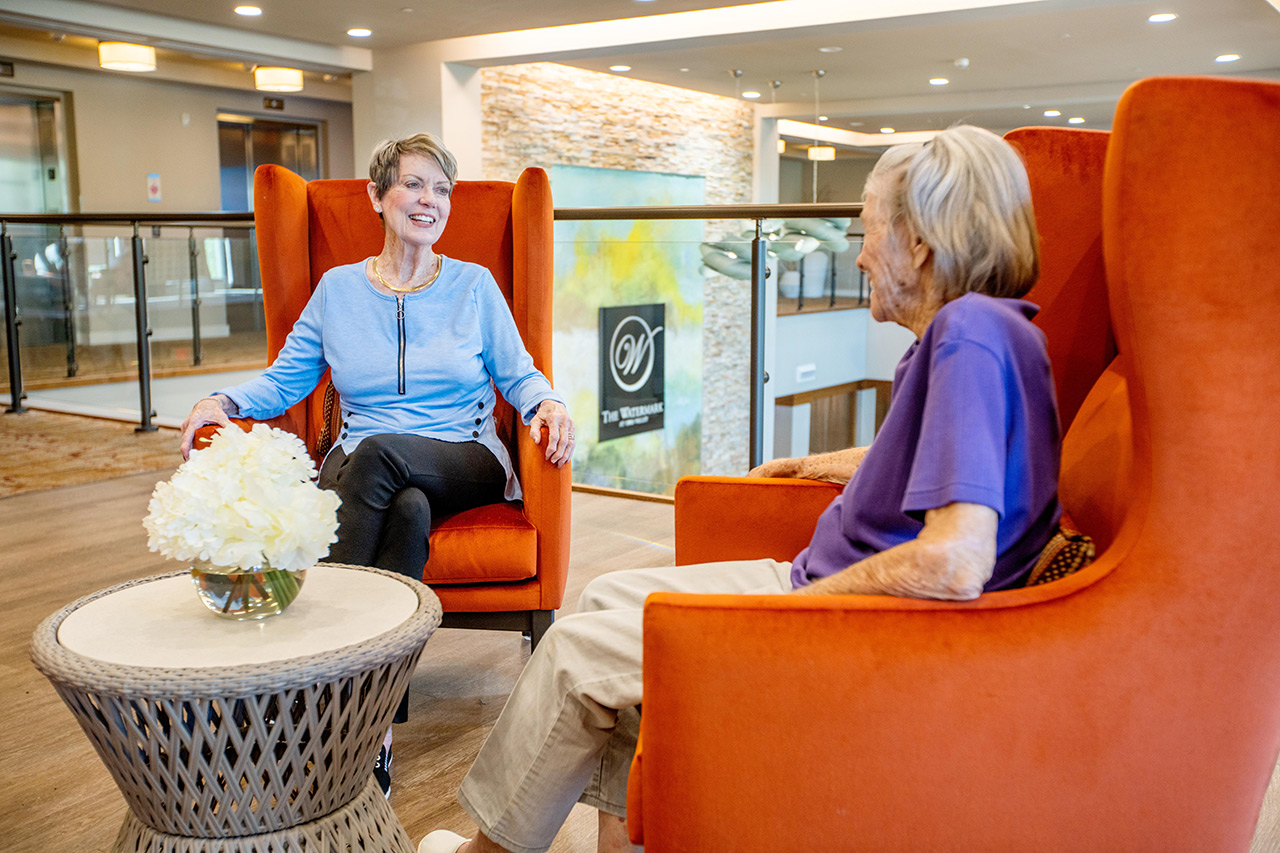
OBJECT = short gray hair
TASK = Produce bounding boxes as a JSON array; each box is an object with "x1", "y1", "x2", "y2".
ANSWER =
[
  {"x1": 864, "y1": 125, "x2": 1039, "y2": 301},
  {"x1": 368, "y1": 133, "x2": 458, "y2": 198}
]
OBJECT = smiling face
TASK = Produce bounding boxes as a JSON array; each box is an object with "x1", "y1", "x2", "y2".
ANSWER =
[
  {"x1": 367, "y1": 153, "x2": 452, "y2": 250},
  {"x1": 857, "y1": 191, "x2": 936, "y2": 336}
]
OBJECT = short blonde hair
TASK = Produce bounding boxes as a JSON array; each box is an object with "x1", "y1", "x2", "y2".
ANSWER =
[
  {"x1": 864, "y1": 125, "x2": 1039, "y2": 301},
  {"x1": 368, "y1": 133, "x2": 458, "y2": 198}
]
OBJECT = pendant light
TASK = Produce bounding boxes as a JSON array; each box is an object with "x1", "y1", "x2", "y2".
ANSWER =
[
  {"x1": 254, "y1": 67, "x2": 304, "y2": 92},
  {"x1": 98, "y1": 42, "x2": 156, "y2": 72}
]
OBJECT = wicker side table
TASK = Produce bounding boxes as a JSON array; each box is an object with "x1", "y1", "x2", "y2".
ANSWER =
[{"x1": 31, "y1": 564, "x2": 441, "y2": 852}]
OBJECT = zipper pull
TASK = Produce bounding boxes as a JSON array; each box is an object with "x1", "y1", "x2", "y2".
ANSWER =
[{"x1": 396, "y1": 295, "x2": 405, "y2": 320}]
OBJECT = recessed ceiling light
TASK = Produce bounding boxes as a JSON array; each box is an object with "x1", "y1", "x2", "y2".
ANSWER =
[
  {"x1": 930, "y1": 78, "x2": 949, "y2": 86},
  {"x1": 818, "y1": 46, "x2": 842, "y2": 53},
  {"x1": 818, "y1": 115, "x2": 828, "y2": 121},
  {"x1": 1044, "y1": 109, "x2": 1061, "y2": 117},
  {"x1": 235, "y1": 5, "x2": 262, "y2": 16},
  {"x1": 347, "y1": 28, "x2": 372, "y2": 37},
  {"x1": 880, "y1": 127, "x2": 895, "y2": 134},
  {"x1": 1148, "y1": 12, "x2": 1177, "y2": 23},
  {"x1": 1068, "y1": 117, "x2": 1086, "y2": 124},
  {"x1": 610, "y1": 65, "x2": 631, "y2": 72},
  {"x1": 401, "y1": 7, "x2": 415, "y2": 12},
  {"x1": 678, "y1": 67, "x2": 690, "y2": 72},
  {"x1": 849, "y1": 121, "x2": 863, "y2": 127},
  {"x1": 1216, "y1": 54, "x2": 1241, "y2": 63},
  {"x1": 742, "y1": 91, "x2": 761, "y2": 99}
]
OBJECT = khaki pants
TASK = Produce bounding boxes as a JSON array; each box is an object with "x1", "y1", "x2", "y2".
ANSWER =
[{"x1": 456, "y1": 559, "x2": 794, "y2": 853}]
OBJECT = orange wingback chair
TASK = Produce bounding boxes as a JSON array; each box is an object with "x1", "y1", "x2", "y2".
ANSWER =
[
  {"x1": 205, "y1": 165, "x2": 570, "y2": 646},
  {"x1": 629, "y1": 76, "x2": 1280, "y2": 850}
]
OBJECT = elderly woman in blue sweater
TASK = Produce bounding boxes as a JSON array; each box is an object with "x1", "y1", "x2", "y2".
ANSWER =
[{"x1": 177, "y1": 133, "x2": 574, "y2": 793}]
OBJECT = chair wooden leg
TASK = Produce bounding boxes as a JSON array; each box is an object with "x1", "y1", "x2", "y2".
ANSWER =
[{"x1": 529, "y1": 610, "x2": 554, "y2": 651}]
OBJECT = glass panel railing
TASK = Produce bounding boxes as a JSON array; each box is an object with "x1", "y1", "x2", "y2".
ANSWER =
[
  {"x1": 2, "y1": 217, "x2": 262, "y2": 426},
  {"x1": 553, "y1": 212, "x2": 869, "y2": 497},
  {"x1": 554, "y1": 217, "x2": 752, "y2": 497}
]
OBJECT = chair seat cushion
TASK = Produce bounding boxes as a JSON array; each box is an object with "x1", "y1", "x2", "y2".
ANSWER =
[{"x1": 424, "y1": 503, "x2": 537, "y2": 584}]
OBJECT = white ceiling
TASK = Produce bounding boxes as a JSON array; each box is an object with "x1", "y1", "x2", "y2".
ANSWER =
[{"x1": 2, "y1": 0, "x2": 1278, "y2": 136}]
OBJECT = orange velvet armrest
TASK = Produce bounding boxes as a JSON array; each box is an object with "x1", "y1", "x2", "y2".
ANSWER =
[
  {"x1": 516, "y1": 424, "x2": 572, "y2": 610},
  {"x1": 673, "y1": 476, "x2": 843, "y2": 566},
  {"x1": 191, "y1": 418, "x2": 255, "y2": 452}
]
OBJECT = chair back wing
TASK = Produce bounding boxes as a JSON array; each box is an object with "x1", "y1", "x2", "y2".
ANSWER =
[
  {"x1": 304, "y1": 179, "x2": 386, "y2": 288},
  {"x1": 1006, "y1": 127, "x2": 1117, "y2": 430},
  {"x1": 1090, "y1": 75, "x2": 1280, "y2": 844}
]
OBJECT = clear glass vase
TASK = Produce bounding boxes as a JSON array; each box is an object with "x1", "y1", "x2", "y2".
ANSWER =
[{"x1": 189, "y1": 560, "x2": 307, "y2": 620}]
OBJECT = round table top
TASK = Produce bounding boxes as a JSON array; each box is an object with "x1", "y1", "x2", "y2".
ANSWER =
[{"x1": 57, "y1": 564, "x2": 420, "y2": 669}]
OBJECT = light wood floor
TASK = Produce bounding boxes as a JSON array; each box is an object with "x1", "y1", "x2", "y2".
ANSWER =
[
  {"x1": 5, "y1": 471, "x2": 1280, "y2": 852},
  {"x1": 0, "y1": 470, "x2": 675, "y2": 852}
]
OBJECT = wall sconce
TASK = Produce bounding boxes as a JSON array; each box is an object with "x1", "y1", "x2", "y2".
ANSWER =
[
  {"x1": 98, "y1": 42, "x2": 156, "y2": 72},
  {"x1": 777, "y1": 139, "x2": 787, "y2": 154},
  {"x1": 254, "y1": 67, "x2": 304, "y2": 92},
  {"x1": 807, "y1": 146, "x2": 835, "y2": 161}
]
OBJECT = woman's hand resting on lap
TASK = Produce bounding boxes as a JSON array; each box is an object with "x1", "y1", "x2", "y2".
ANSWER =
[{"x1": 530, "y1": 400, "x2": 575, "y2": 467}]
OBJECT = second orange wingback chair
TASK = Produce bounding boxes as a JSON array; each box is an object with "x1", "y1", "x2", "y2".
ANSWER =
[
  {"x1": 226, "y1": 165, "x2": 570, "y2": 647},
  {"x1": 629, "y1": 76, "x2": 1280, "y2": 850}
]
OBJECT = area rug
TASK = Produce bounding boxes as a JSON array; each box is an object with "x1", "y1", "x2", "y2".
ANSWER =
[{"x1": 0, "y1": 409, "x2": 179, "y2": 497}]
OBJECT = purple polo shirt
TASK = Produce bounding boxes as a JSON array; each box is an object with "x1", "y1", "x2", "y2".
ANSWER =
[{"x1": 791, "y1": 293, "x2": 1062, "y2": 592}]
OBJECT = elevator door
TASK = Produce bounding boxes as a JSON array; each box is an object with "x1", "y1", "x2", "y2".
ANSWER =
[
  {"x1": 218, "y1": 117, "x2": 321, "y2": 212},
  {"x1": 0, "y1": 94, "x2": 66, "y2": 213}
]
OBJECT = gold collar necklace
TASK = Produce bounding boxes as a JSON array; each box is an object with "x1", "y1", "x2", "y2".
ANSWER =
[{"x1": 373, "y1": 255, "x2": 445, "y2": 294}]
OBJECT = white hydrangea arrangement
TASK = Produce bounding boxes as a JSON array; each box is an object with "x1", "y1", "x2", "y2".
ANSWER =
[{"x1": 144, "y1": 424, "x2": 341, "y2": 574}]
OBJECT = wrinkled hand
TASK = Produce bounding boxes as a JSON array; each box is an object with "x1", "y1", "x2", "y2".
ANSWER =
[
  {"x1": 179, "y1": 396, "x2": 233, "y2": 460},
  {"x1": 748, "y1": 456, "x2": 803, "y2": 478},
  {"x1": 530, "y1": 399, "x2": 575, "y2": 467}
]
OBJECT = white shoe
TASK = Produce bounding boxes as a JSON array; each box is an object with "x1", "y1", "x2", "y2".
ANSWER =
[{"x1": 418, "y1": 829, "x2": 468, "y2": 853}]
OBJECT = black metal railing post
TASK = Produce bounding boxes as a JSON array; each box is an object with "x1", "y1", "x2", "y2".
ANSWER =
[
  {"x1": 188, "y1": 227, "x2": 202, "y2": 366},
  {"x1": 749, "y1": 219, "x2": 769, "y2": 469},
  {"x1": 58, "y1": 225, "x2": 77, "y2": 377},
  {"x1": 828, "y1": 247, "x2": 837, "y2": 308},
  {"x1": 131, "y1": 223, "x2": 157, "y2": 432},
  {"x1": 2, "y1": 223, "x2": 25, "y2": 414}
]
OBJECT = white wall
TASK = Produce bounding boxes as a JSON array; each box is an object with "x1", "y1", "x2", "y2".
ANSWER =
[
  {"x1": 772, "y1": 308, "x2": 869, "y2": 397},
  {"x1": 1, "y1": 59, "x2": 354, "y2": 211},
  {"x1": 780, "y1": 154, "x2": 878, "y2": 204}
]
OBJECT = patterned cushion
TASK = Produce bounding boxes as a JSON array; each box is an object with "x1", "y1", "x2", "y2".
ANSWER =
[{"x1": 1026, "y1": 527, "x2": 1096, "y2": 586}]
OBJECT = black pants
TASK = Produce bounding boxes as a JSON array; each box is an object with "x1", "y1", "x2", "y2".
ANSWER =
[
  {"x1": 319, "y1": 433, "x2": 506, "y2": 578},
  {"x1": 318, "y1": 434, "x2": 506, "y2": 723}
]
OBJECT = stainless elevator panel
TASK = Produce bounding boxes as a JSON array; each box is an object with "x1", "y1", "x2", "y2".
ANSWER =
[{"x1": 217, "y1": 117, "x2": 321, "y2": 212}]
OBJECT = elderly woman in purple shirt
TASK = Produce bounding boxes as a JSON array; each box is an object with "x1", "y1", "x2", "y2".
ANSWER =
[{"x1": 421, "y1": 124, "x2": 1060, "y2": 853}]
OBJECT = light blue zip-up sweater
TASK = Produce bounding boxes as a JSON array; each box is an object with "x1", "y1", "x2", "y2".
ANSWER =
[{"x1": 217, "y1": 257, "x2": 564, "y2": 501}]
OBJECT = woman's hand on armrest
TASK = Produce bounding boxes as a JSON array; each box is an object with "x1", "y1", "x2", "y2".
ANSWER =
[
  {"x1": 529, "y1": 399, "x2": 575, "y2": 467},
  {"x1": 179, "y1": 395, "x2": 237, "y2": 460},
  {"x1": 748, "y1": 446, "x2": 869, "y2": 485}
]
